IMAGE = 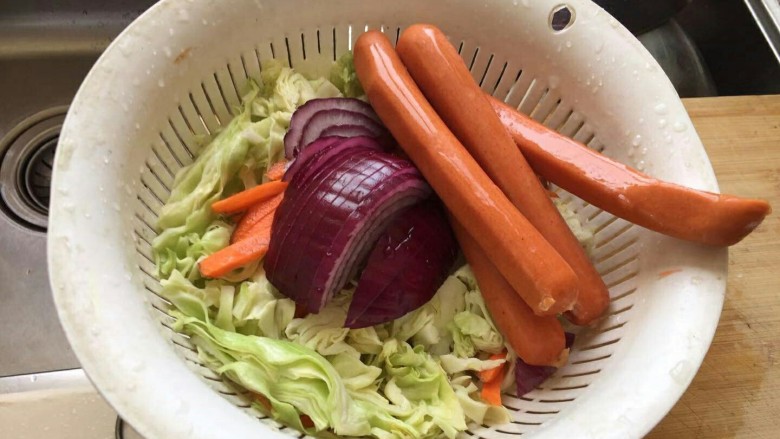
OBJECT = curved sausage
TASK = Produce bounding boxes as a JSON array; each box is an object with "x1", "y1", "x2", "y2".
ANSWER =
[
  {"x1": 490, "y1": 97, "x2": 771, "y2": 246},
  {"x1": 353, "y1": 30, "x2": 579, "y2": 316},
  {"x1": 453, "y1": 219, "x2": 568, "y2": 366},
  {"x1": 397, "y1": 24, "x2": 609, "y2": 325}
]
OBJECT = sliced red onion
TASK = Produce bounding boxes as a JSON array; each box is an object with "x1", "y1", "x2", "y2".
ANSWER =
[
  {"x1": 283, "y1": 136, "x2": 384, "y2": 183},
  {"x1": 345, "y1": 200, "x2": 456, "y2": 328},
  {"x1": 265, "y1": 148, "x2": 431, "y2": 312},
  {"x1": 298, "y1": 109, "x2": 388, "y2": 153},
  {"x1": 320, "y1": 124, "x2": 378, "y2": 139},
  {"x1": 283, "y1": 98, "x2": 381, "y2": 158},
  {"x1": 515, "y1": 332, "x2": 576, "y2": 397}
]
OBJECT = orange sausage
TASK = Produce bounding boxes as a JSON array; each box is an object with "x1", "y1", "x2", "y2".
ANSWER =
[
  {"x1": 397, "y1": 24, "x2": 609, "y2": 325},
  {"x1": 354, "y1": 30, "x2": 578, "y2": 316},
  {"x1": 453, "y1": 219, "x2": 567, "y2": 366},
  {"x1": 489, "y1": 97, "x2": 772, "y2": 246}
]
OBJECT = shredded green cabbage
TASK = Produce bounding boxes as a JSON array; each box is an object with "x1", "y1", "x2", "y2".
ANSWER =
[{"x1": 152, "y1": 57, "x2": 593, "y2": 438}]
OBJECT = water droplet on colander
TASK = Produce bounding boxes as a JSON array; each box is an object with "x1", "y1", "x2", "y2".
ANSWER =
[
  {"x1": 512, "y1": 0, "x2": 517, "y2": 5},
  {"x1": 135, "y1": 123, "x2": 141, "y2": 130},
  {"x1": 565, "y1": 40, "x2": 572, "y2": 48},
  {"x1": 177, "y1": 9, "x2": 190, "y2": 22},
  {"x1": 640, "y1": 147, "x2": 648, "y2": 155},
  {"x1": 158, "y1": 79, "x2": 166, "y2": 88},
  {"x1": 658, "y1": 118, "x2": 667, "y2": 128},
  {"x1": 637, "y1": 160, "x2": 645, "y2": 171},
  {"x1": 521, "y1": 0, "x2": 530, "y2": 6},
  {"x1": 669, "y1": 360, "x2": 691, "y2": 384},
  {"x1": 631, "y1": 134, "x2": 642, "y2": 147},
  {"x1": 29, "y1": 375, "x2": 38, "y2": 382},
  {"x1": 163, "y1": 46, "x2": 172, "y2": 58},
  {"x1": 169, "y1": 28, "x2": 175, "y2": 36},
  {"x1": 672, "y1": 121, "x2": 687, "y2": 132},
  {"x1": 201, "y1": 18, "x2": 209, "y2": 25},
  {"x1": 654, "y1": 103, "x2": 668, "y2": 115},
  {"x1": 548, "y1": 75, "x2": 560, "y2": 89}
]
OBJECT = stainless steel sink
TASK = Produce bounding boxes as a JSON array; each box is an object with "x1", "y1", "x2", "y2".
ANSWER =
[{"x1": 0, "y1": 0, "x2": 156, "y2": 393}]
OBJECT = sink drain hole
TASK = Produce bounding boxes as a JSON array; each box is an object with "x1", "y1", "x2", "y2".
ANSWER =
[
  {"x1": 22, "y1": 136, "x2": 57, "y2": 214},
  {"x1": 0, "y1": 108, "x2": 65, "y2": 230}
]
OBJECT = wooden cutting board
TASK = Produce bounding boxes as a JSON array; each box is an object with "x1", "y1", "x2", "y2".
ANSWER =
[{"x1": 647, "y1": 95, "x2": 780, "y2": 438}]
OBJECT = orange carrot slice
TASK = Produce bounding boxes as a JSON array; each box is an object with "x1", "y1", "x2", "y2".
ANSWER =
[
  {"x1": 199, "y1": 235, "x2": 269, "y2": 278},
  {"x1": 231, "y1": 192, "x2": 284, "y2": 243},
  {"x1": 481, "y1": 374, "x2": 504, "y2": 406},
  {"x1": 265, "y1": 160, "x2": 288, "y2": 181},
  {"x1": 478, "y1": 352, "x2": 508, "y2": 383},
  {"x1": 211, "y1": 180, "x2": 288, "y2": 214},
  {"x1": 480, "y1": 352, "x2": 507, "y2": 406}
]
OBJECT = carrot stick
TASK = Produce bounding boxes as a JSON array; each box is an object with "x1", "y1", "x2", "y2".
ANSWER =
[
  {"x1": 481, "y1": 371, "x2": 505, "y2": 406},
  {"x1": 211, "y1": 180, "x2": 288, "y2": 214},
  {"x1": 231, "y1": 192, "x2": 284, "y2": 243},
  {"x1": 479, "y1": 352, "x2": 508, "y2": 383},
  {"x1": 265, "y1": 160, "x2": 287, "y2": 181},
  {"x1": 199, "y1": 234, "x2": 269, "y2": 278}
]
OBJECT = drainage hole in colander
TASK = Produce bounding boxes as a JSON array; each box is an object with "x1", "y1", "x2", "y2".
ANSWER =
[{"x1": 550, "y1": 5, "x2": 575, "y2": 32}]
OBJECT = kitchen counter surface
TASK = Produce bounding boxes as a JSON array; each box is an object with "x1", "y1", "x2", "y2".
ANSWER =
[{"x1": 648, "y1": 95, "x2": 780, "y2": 438}]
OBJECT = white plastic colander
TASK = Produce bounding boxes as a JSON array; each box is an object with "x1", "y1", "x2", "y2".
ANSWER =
[{"x1": 48, "y1": 0, "x2": 728, "y2": 438}]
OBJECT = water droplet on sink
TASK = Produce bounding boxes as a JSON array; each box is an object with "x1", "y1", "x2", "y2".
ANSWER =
[
  {"x1": 29, "y1": 375, "x2": 37, "y2": 382},
  {"x1": 177, "y1": 9, "x2": 190, "y2": 22},
  {"x1": 631, "y1": 134, "x2": 642, "y2": 147},
  {"x1": 565, "y1": 40, "x2": 572, "y2": 48},
  {"x1": 163, "y1": 46, "x2": 172, "y2": 58},
  {"x1": 158, "y1": 79, "x2": 166, "y2": 88}
]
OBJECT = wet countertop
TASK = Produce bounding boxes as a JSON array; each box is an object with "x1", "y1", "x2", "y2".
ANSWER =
[{"x1": 648, "y1": 95, "x2": 780, "y2": 438}]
